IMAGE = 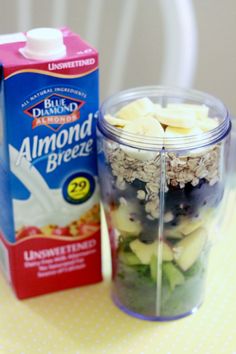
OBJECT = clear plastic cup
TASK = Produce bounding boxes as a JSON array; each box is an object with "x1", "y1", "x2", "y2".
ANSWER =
[{"x1": 97, "y1": 86, "x2": 231, "y2": 321}]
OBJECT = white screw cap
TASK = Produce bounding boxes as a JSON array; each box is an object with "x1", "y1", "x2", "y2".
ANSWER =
[{"x1": 20, "y1": 28, "x2": 66, "y2": 60}]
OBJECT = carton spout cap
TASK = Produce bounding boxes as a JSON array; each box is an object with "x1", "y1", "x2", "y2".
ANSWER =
[{"x1": 20, "y1": 28, "x2": 66, "y2": 60}]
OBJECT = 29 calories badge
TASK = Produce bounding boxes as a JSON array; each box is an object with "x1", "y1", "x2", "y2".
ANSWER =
[
  {"x1": 63, "y1": 172, "x2": 95, "y2": 205},
  {"x1": 24, "y1": 93, "x2": 85, "y2": 132}
]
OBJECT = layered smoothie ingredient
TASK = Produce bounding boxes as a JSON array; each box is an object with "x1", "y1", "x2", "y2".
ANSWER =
[{"x1": 100, "y1": 98, "x2": 223, "y2": 317}]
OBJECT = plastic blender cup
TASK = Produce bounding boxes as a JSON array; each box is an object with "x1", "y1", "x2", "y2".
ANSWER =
[{"x1": 97, "y1": 86, "x2": 231, "y2": 321}]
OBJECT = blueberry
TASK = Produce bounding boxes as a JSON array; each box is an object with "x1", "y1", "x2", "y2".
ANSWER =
[
  {"x1": 132, "y1": 179, "x2": 146, "y2": 191},
  {"x1": 139, "y1": 219, "x2": 159, "y2": 243},
  {"x1": 165, "y1": 179, "x2": 224, "y2": 218}
]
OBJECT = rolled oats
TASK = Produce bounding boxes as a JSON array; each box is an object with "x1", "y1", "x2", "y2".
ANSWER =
[
  {"x1": 104, "y1": 142, "x2": 221, "y2": 219},
  {"x1": 116, "y1": 176, "x2": 126, "y2": 190},
  {"x1": 137, "y1": 190, "x2": 146, "y2": 200},
  {"x1": 145, "y1": 199, "x2": 159, "y2": 218},
  {"x1": 164, "y1": 211, "x2": 174, "y2": 223}
]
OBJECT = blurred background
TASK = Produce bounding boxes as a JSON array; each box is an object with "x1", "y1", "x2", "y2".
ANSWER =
[{"x1": 0, "y1": 0, "x2": 235, "y2": 114}]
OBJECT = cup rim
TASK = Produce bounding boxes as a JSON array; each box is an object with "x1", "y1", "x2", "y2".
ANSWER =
[{"x1": 98, "y1": 86, "x2": 231, "y2": 152}]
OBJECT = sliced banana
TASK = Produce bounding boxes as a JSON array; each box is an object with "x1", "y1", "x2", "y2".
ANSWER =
[
  {"x1": 165, "y1": 126, "x2": 203, "y2": 138},
  {"x1": 104, "y1": 114, "x2": 128, "y2": 127},
  {"x1": 116, "y1": 97, "x2": 155, "y2": 121},
  {"x1": 155, "y1": 107, "x2": 197, "y2": 128},
  {"x1": 167, "y1": 104, "x2": 218, "y2": 132},
  {"x1": 167, "y1": 103, "x2": 209, "y2": 120},
  {"x1": 198, "y1": 117, "x2": 219, "y2": 132},
  {"x1": 120, "y1": 115, "x2": 164, "y2": 161},
  {"x1": 120, "y1": 145, "x2": 158, "y2": 162},
  {"x1": 108, "y1": 99, "x2": 218, "y2": 149},
  {"x1": 123, "y1": 115, "x2": 164, "y2": 137}
]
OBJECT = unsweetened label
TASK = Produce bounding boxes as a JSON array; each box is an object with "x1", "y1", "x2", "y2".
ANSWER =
[{"x1": 0, "y1": 28, "x2": 102, "y2": 298}]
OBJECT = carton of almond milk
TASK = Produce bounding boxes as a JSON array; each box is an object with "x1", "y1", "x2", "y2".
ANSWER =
[{"x1": 0, "y1": 28, "x2": 102, "y2": 298}]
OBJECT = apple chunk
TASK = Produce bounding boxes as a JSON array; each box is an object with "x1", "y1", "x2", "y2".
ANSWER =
[
  {"x1": 129, "y1": 240, "x2": 156, "y2": 264},
  {"x1": 129, "y1": 239, "x2": 173, "y2": 265},
  {"x1": 174, "y1": 227, "x2": 207, "y2": 271},
  {"x1": 163, "y1": 262, "x2": 185, "y2": 291},
  {"x1": 162, "y1": 242, "x2": 174, "y2": 261},
  {"x1": 165, "y1": 218, "x2": 203, "y2": 239},
  {"x1": 111, "y1": 202, "x2": 142, "y2": 236},
  {"x1": 179, "y1": 218, "x2": 203, "y2": 236},
  {"x1": 119, "y1": 251, "x2": 141, "y2": 266}
]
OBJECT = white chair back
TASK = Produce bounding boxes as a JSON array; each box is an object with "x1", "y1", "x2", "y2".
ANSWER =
[{"x1": 15, "y1": 0, "x2": 197, "y2": 97}]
